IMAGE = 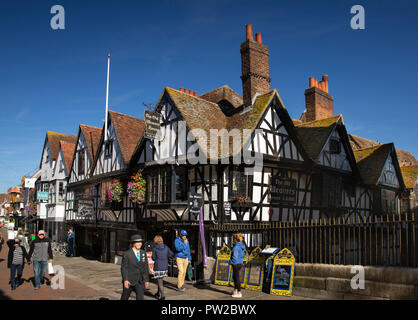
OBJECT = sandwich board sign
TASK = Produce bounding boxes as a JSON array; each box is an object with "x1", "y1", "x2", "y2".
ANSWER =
[
  {"x1": 244, "y1": 247, "x2": 265, "y2": 292},
  {"x1": 228, "y1": 248, "x2": 249, "y2": 289},
  {"x1": 214, "y1": 245, "x2": 231, "y2": 286},
  {"x1": 270, "y1": 248, "x2": 295, "y2": 296}
]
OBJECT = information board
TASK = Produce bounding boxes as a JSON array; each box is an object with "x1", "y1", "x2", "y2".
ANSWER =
[
  {"x1": 244, "y1": 247, "x2": 265, "y2": 291},
  {"x1": 144, "y1": 110, "x2": 162, "y2": 140},
  {"x1": 270, "y1": 248, "x2": 295, "y2": 296},
  {"x1": 214, "y1": 245, "x2": 232, "y2": 286}
]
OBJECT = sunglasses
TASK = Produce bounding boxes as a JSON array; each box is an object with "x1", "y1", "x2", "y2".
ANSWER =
[{"x1": 38, "y1": 234, "x2": 45, "y2": 236}]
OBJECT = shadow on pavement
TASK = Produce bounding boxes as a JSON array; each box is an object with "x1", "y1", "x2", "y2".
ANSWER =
[{"x1": 0, "y1": 289, "x2": 11, "y2": 300}]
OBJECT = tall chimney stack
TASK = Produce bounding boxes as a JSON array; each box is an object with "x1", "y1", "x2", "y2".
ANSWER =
[
  {"x1": 304, "y1": 75, "x2": 333, "y2": 122},
  {"x1": 240, "y1": 24, "x2": 271, "y2": 107}
]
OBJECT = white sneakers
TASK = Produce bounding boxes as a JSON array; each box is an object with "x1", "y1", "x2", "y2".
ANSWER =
[{"x1": 231, "y1": 291, "x2": 242, "y2": 298}]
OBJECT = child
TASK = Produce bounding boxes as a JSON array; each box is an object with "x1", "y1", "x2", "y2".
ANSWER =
[{"x1": 7, "y1": 238, "x2": 30, "y2": 290}]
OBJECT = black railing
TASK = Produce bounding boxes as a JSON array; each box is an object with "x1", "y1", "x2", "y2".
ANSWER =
[{"x1": 208, "y1": 212, "x2": 417, "y2": 267}]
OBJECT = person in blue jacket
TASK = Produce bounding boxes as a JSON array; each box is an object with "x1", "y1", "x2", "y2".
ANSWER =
[
  {"x1": 67, "y1": 228, "x2": 74, "y2": 257},
  {"x1": 230, "y1": 233, "x2": 246, "y2": 298},
  {"x1": 174, "y1": 230, "x2": 191, "y2": 292}
]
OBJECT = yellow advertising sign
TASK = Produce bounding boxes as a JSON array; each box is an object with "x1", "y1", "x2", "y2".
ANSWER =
[
  {"x1": 214, "y1": 245, "x2": 232, "y2": 286},
  {"x1": 244, "y1": 247, "x2": 265, "y2": 292},
  {"x1": 228, "y1": 249, "x2": 249, "y2": 289},
  {"x1": 270, "y1": 248, "x2": 295, "y2": 296}
]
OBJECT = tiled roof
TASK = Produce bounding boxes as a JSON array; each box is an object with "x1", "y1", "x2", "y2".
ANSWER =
[
  {"x1": 294, "y1": 115, "x2": 343, "y2": 160},
  {"x1": 348, "y1": 133, "x2": 417, "y2": 167},
  {"x1": 8, "y1": 187, "x2": 20, "y2": 194},
  {"x1": 0, "y1": 193, "x2": 8, "y2": 203},
  {"x1": 59, "y1": 140, "x2": 76, "y2": 173},
  {"x1": 353, "y1": 143, "x2": 394, "y2": 185},
  {"x1": 400, "y1": 165, "x2": 418, "y2": 189},
  {"x1": 199, "y1": 85, "x2": 243, "y2": 108},
  {"x1": 109, "y1": 110, "x2": 146, "y2": 164},
  {"x1": 46, "y1": 131, "x2": 77, "y2": 161},
  {"x1": 80, "y1": 125, "x2": 102, "y2": 159},
  {"x1": 165, "y1": 87, "x2": 276, "y2": 159},
  {"x1": 292, "y1": 119, "x2": 303, "y2": 126}
]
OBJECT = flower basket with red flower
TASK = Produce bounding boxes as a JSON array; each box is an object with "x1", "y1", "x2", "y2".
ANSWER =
[{"x1": 127, "y1": 171, "x2": 146, "y2": 204}]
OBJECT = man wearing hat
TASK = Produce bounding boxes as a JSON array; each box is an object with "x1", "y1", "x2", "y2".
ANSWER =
[
  {"x1": 28, "y1": 230, "x2": 53, "y2": 290},
  {"x1": 174, "y1": 229, "x2": 191, "y2": 292},
  {"x1": 120, "y1": 234, "x2": 150, "y2": 300}
]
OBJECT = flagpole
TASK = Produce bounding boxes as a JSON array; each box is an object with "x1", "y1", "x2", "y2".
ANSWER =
[{"x1": 104, "y1": 53, "x2": 110, "y2": 141}]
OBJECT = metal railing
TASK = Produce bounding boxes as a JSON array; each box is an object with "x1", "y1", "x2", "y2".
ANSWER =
[{"x1": 208, "y1": 212, "x2": 417, "y2": 267}]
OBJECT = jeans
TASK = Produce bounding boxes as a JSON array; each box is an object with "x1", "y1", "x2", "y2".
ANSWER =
[
  {"x1": 232, "y1": 264, "x2": 243, "y2": 291},
  {"x1": 67, "y1": 240, "x2": 74, "y2": 256},
  {"x1": 176, "y1": 257, "x2": 189, "y2": 289},
  {"x1": 10, "y1": 264, "x2": 23, "y2": 287},
  {"x1": 33, "y1": 260, "x2": 48, "y2": 287}
]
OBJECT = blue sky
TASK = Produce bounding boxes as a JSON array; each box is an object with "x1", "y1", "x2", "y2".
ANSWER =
[{"x1": 0, "y1": 0, "x2": 417, "y2": 193}]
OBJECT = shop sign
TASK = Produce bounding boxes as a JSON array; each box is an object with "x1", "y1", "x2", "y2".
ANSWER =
[
  {"x1": 268, "y1": 174, "x2": 297, "y2": 204},
  {"x1": 188, "y1": 193, "x2": 203, "y2": 218},
  {"x1": 37, "y1": 191, "x2": 48, "y2": 201},
  {"x1": 77, "y1": 199, "x2": 94, "y2": 217},
  {"x1": 144, "y1": 110, "x2": 162, "y2": 140}
]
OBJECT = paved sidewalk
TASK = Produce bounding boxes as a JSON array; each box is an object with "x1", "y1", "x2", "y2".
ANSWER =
[{"x1": 1, "y1": 228, "x2": 312, "y2": 300}]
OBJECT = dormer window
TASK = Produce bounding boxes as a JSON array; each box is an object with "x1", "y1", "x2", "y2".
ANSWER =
[
  {"x1": 105, "y1": 141, "x2": 113, "y2": 158},
  {"x1": 329, "y1": 138, "x2": 341, "y2": 154}
]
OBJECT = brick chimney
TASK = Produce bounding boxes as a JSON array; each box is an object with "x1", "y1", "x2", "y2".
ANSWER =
[
  {"x1": 240, "y1": 24, "x2": 271, "y2": 107},
  {"x1": 304, "y1": 75, "x2": 333, "y2": 122}
]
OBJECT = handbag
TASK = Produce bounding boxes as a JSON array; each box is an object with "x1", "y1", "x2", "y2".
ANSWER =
[
  {"x1": 48, "y1": 262, "x2": 55, "y2": 275},
  {"x1": 186, "y1": 263, "x2": 193, "y2": 281}
]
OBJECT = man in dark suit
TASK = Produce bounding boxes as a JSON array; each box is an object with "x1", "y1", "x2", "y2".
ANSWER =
[{"x1": 120, "y1": 234, "x2": 150, "y2": 300}]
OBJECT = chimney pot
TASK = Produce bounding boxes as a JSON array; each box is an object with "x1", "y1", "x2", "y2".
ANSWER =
[
  {"x1": 246, "y1": 24, "x2": 254, "y2": 41},
  {"x1": 194, "y1": 91, "x2": 198, "y2": 97},
  {"x1": 189, "y1": 90, "x2": 194, "y2": 96},
  {"x1": 256, "y1": 32, "x2": 262, "y2": 44},
  {"x1": 180, "y1": 87, "x2": 184, "y2": 92},
  {"x1": 185, "y1": 88, "x2": 189, "y2": 94}
]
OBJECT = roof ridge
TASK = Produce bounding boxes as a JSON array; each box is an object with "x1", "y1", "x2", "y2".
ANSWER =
[
  {"x1": 47, "y1": 131, "x2": 76, "y2": 137},
  {"x1": 166, "y1": 87, "x2": 222, "y2": 107},
  {"x1": 199, "y1": 84, "x2": 236, "y2": 96},
  {"x1": 354, "y1": 143, "x2": 392, "y2": 152},
  {"x1": 109, "y1": 110, "x2": 145, "y2": 122},
  {"x1": 296, "y1": 114, "x2": 342, "y2": 127},
  {"x1": 80, "y1": 124, "x2": 101, "y2": 129}
]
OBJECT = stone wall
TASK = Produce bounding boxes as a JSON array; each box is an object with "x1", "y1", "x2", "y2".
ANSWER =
[{"x1": 293, "y1": 263, "x2": 418, "y2": 300}]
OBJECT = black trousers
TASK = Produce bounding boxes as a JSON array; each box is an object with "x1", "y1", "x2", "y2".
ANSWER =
[
  {"x1": 232, "y1": 264, "x2": 242, "y2": 291},
  {"x1": 121, "y1": 282, "x2": 145, "y2": 300}
]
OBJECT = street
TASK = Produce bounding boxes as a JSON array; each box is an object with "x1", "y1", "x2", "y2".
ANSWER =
[{"x1": 0, "y1": 229, "x2": 311, "y2": 300}]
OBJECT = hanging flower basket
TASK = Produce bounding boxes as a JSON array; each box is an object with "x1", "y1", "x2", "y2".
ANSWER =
[
  {"x1": 127, "y1": 171, "x2": 146, "y2": 204},
  {"x1": 231, "y1": 195, "x2": 254, "y2": 208},
  {"x1": 107, "y1": 179, "x2": 123, "y2": 203}
]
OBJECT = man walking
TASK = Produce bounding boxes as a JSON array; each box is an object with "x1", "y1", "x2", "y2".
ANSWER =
[
  {"x1": 67, "y1": 228, "x2": 74, "y2": 257},
  {"x1": 174, "y1": 230, "x2": 191, "y2": 292},
  {"x1": 28, "y1": 230, "x2": 53, "y2": 290},
  {"x1": 120, "y1": 234, "x2": 150, "y2": 300}
]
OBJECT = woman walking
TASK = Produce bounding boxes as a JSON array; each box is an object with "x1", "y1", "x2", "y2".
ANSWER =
[
  {"x1": 230, "y1": 233, "x2": 246, "y2": 298},
  {"x1": 152, "y1": 235, "x2": 174, "y2": 300},
  {"x1": 7, "y1": 238, "x2": 30, "y2": 290}
]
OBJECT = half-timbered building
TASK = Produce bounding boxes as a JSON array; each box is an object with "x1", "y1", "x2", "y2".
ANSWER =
[
  {"x1": 37, "y1": 131, "x2": 76, "y2": 239},
  {"x1": 128, "y1": 24, "x2": 407, "y2": 261},
  {"x1": 66, "y1": 112, "x2": 145, "y2": 261}
]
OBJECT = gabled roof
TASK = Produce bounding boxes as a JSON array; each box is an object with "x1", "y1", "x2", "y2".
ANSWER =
[
  {"x1": 400, "y1": 165, "x2": 418, "y2": 189},
  {"x1": 91, "y1": 110, "x2": 146, "y2": 174},
  {"x1": 109, "y1": 110, "x2": 146, "y2": 164},
  {"x1": 59, "y1": 140, "x2": 76, "y2": 174},
  {"x1": 45, "y1": 132, "x2": 77, "y2": 161},
  {"x1": 80, "y1": 125, "x2": 102, "y2": 160},
  {"x1": 349, "y1": 133, "x2": 417, "y2": 167},
  {"x1": 353, "y1": 143, "x2": 404, "y2": 187},
  {"x1": 294, "y1": 114, "x2": 343, "y2": 160},
  {"x1": 163, "y1": 87, "x2": 298, "y2": 159}
]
